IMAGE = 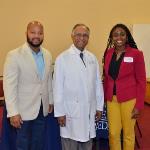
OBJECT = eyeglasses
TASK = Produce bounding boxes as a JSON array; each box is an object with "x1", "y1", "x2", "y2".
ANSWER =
[{"x1": 74, "y1": 33, "x2": 89, "y2": 38}]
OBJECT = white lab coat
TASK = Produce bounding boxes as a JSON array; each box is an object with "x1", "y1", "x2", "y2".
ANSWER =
[{"x1": 53, "y1": 45, "x2": 104, "y2": 142}]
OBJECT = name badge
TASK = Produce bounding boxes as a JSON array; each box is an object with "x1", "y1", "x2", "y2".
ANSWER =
[{"x1": 124, "y1": 57, "x2": 133, "y2": 62}]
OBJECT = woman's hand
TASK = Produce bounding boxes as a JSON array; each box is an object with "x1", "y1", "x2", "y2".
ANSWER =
[{"x1": 131, "y1": 108, "x2": 140, "y2": 119}]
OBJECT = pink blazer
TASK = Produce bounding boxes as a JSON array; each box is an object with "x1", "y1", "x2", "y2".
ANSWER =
[{"x1": 104, "y1": 46, "x2": 146, "y2": 110}]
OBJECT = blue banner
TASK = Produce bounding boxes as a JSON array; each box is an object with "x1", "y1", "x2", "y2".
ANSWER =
[{"x1": 96, "y1": 104, "x2": 109, "y2": 139}]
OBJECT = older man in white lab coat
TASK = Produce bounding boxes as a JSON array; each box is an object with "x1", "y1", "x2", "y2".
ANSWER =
[{"x1": 53, "y1": 24, "x2": 104, "y2": 150}]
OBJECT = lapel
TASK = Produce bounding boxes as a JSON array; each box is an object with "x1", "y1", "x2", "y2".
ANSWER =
[
  {"x1": 105, "y1": 46, "x2": 132, "y2": 79},
  {"x1": 23, "y1": 43, "x2": 39, "y2": 77},
  {"x1": 69, "y1": 45, "x2": 87, "y2": 69},
  {"x1": 117, "y1": 46, "x2": 132, "y2": 79},
  {"x1": 23, "y1": 43, "x2": 48, "y2": 80},
  {"x1": 42, "y1": 49, "x2": 49, "y2": 80},
  {"x1": 105, "y1": 48, "x2": 114, "y2": 77}
]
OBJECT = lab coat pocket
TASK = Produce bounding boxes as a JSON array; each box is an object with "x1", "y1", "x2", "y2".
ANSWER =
[{"x1": 65, "y1": 101, "x2": 80, "y2": 118}]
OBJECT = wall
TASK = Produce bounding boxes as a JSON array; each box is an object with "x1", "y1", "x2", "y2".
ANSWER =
[
  {"x1": 1, "y1": 0, "x2": 150, "y2": 75},
  {"x1": 133, "y1": 24, "x2": 150, "y2": 78}
]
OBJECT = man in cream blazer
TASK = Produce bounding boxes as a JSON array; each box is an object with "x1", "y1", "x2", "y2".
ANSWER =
[
  {"x1": 53, "y1": 24, "x2": 104, "y2": 150},
  {"x1": 3, "y1": 21, "x2": 53, "y2": 150}
]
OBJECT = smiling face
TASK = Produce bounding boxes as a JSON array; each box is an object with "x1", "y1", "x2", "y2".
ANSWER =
[
  {"x1": 26, "y1": 21, "x2": 44, "y2": 51},
  {"x1": 71, "y1": 25, "x2": 89, "y2": 51},
  {"x1": 111, "y1": 27, "x2": 127, "y2": 49}
]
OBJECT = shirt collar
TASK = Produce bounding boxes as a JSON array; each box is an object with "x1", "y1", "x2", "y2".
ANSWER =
[
  {"x1": 26, "y1": 42, "x2": 43, "y2": 56},
  {"x1": 71, "y1": 44, "x2": 86, "y2": 55},
  {"x1": 31, "y1": 49, "x2": 43, "y2": 56}
]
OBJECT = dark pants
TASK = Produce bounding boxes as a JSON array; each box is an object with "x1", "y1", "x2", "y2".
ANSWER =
[{"x1": 16, "y1": 105, "x2": 46, "y2": 150}]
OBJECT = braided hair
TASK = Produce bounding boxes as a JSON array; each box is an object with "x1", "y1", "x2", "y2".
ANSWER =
[
  {"x1": 102, "y1": 24, "x2": 138, "y2": 78},
  {"x1": 103, "y1": 23, "x2": 138, "y2": 63}
]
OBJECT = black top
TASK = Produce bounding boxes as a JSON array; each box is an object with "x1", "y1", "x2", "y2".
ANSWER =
[{"x1": 108, "y1": 51, "x2": 125, "y2": 95}]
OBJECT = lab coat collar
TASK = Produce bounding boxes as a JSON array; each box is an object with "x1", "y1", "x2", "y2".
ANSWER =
[{"x1": 70, "y1": 44, "x2": 87, "y2": 55}]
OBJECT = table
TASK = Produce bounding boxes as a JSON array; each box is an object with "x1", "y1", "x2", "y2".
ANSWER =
[
  {"x1": 0, "y1": 105, "x2": 108, "y2": 150},
  {"x1": 0, "y1": 106, "x2": 62, "y2": 150}
]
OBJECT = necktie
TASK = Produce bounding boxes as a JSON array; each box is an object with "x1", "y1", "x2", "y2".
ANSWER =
[{"x1": 80, "y1": 52, "x2": 86, "y2": 67}]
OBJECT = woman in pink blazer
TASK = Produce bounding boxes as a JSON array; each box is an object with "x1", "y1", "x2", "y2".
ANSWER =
[{"x1": 103, "y1": 24, "x2": 146, "y2": 150}]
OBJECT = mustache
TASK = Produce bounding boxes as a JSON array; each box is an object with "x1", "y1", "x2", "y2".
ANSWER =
[
  {"x1": 27, "y1": 36, "x2": 43, "y2": 48},
  {"x1": 32, "y1": 38, "x2": 41, "y2": 41}
]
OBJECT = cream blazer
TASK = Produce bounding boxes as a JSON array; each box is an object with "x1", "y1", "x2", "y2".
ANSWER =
[{"x1": 3, "y1": 43, "x2": 53, "y2": 120}]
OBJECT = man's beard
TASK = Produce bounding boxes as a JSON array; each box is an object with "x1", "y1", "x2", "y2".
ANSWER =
[{"x1": 27, "y1": 36, "x2": 43, "y2": 48}]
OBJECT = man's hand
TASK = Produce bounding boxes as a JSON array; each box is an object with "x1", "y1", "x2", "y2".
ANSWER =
[
  {"x1": 57, "y1": 116, "x2": 66, "y2": 127},
  {"x1": 131, "y1": 108, "x2": 140, "y2": 119},
  {"x1": 49, "y1": 104, "x2": 53, "y2": 113},
  {"x1": 10, "y1": 114, "x2": 23, "y2": 128},
  {"x1": 95, "y1": 110, "x2": 102, "y2": 122}
]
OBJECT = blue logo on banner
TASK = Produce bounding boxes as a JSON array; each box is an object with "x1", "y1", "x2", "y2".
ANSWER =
[{"x1": 95, "y1": 104, "x2": 109, "y2": 139}]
